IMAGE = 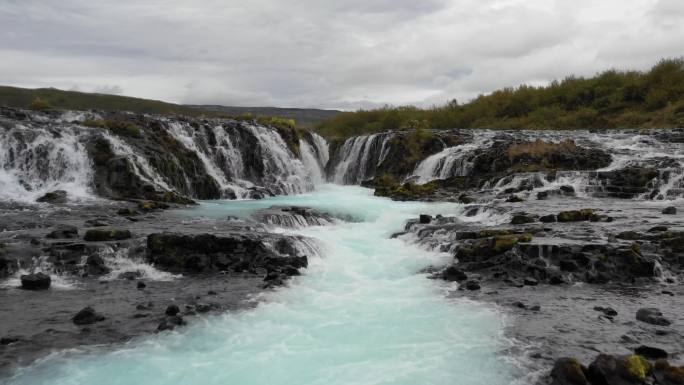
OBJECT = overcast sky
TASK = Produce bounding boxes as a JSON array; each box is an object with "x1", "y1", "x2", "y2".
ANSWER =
[{"x1": 1, "y1": 0, "x2": 683, "y2": 110}]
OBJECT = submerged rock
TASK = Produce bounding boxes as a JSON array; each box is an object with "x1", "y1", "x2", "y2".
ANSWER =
[
  {"x1": 72, "y1": 306, "x2": 105, "y2": 325},
  {"x1": 636, "y1": 308, "x2": 671, "y2": 326},
  {"x1": 83, "y1": 229, "x2": 132, "y2": 242},
  {"x1": 20, "y1": 273, "x2": 51, "y2": 290},
  {"x1": 46, "y1": 225, "x2": 78, "y2": 239},
  {"x1": 36, "y1": 190, "x2": 67, "y2": 204},
  {"x1": 550, "y1": 357, "x2": 588, "y2": 385},
  {"x1": 662, "y1": 206, "x2": 677, "y2": 215}
]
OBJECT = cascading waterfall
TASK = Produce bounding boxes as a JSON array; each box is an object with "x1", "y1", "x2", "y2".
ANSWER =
[
  {"x1": 410, "y1": 134, "x2": 494, "y2": 183},
  {"x1": 299, "y1": 133, "x2": 330, "y2": 185},
  {"x1": 333, "y1": 133, "x2": 393, "y2": 184},
  {"x1": 100, "y1": 131, "x2": 174, "y2": 192},
  {"x1": 243, "y1": 124, "x2": 314, "y2": 195},
  {"x1": 0, "y1": 124, "x2": 94, "y2": 202}
]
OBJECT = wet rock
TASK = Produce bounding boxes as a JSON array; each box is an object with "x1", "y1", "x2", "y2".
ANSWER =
[
  {"x1": 662, "y1": 206, "x2": 677, "y2": 215},
  {"x1": 118, "y1": 271, "x2": 142, "y2": 280},
  {"x1": 36, "y1": 190, "x2": 67, "y2": 204},
  {"x1": 137, "y1": 201, "x2": 169, "y2": 212},
  {"x1": 0, "y1": 337, "x2": 20, "y2": 345},
  {"x1": 85, "y1": 255, "x2": 110, "y2": 276},
  {"x1": 464, "y1": 280, "x2": 481, "y2": 290},
  {"x1": 147, "y1": 232, "x2": 307, "y2": 274},
  {"x1": 654, "y1": 360, "x2": 684, "y2": 385},
  {"x1": 83, "y1": 229, "x2": 132, "y2": 242},
  {"x1": 537, "y1": 191, "x2": 549, "y2": 200},
  {"x1": 195, "y1": 303, "x2": 212, "y2": 313},
  {"x1": 648, "y1": 225, "x2": 669, "y2": 233},
  {"x1": 540, "y1": 214, "x2": 557, "y2": 223},
  {"x1": 165, "y1": 304, "x2": 180, "y2": 316},
  {"x1": 550, "y1": 357, "x2": 589, "y2": 385},
  {"x1": 20, "y1": 272, "x2": 51, "y2": 290},
  {"x1": 557, "y1": 209, "x2": 600, "y2": 222},
  {"x1": 117, "y1": 208, "x2": 139, "y2": 217},
  {"x1": 523, "y1": 277, "x2": 538, "y2": 286},
  {"x1": 46, "y1": 225, "x2": 78, "y2": 239},
  {"x1": 593, "y1": 306, "x2": 618, "y2": 317},
  {"x1": 636, "y1": 308, "x2": 671, "y2": 326},
  {"x1": 419, "y1": 214, "x2": 432, "y2": 224},
  {"x1": 587, "y1": 354, "x2": 653, "y2": 385},
  {"x1": 441, "y1": 266, "x2": 468, "y2": 282},
  {"x1": 136, "y1": 281, "x2": 146, "y2": 289},
  {"x1": 85, "y1": 218, "x2": 110, "y2": 227},
  {"x1": 511, "y1": 213, "x2": 537, "y2": 225},
  {"x1": 72, "y1": 306, "x2": 105, "y2": 325},
  {"x1": 634, "y1": 345, "x2": 668, "y2": 360},
  {"x1": 157, "y1": 315, "x2": 185, "y2": 331},
  {"x1": 560, "y1": 260, "x2": 580, "y2": 272},
  {"x1": 506, "y1": 195, "x2": 524, "y2": 203}
]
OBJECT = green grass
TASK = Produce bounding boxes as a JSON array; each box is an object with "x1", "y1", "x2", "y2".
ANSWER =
[{"x1": 315, "y1": 58, "x2": 684, "y2": 139}]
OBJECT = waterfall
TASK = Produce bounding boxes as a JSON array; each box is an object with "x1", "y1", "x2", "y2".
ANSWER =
[
  {"x1": 244, "y1": 124, "x2": 314, "y2": 195},
  {"x1": 410, "y1": 133, "x2": 492, "y2": 184},
  {"x1": 100, "y1": 131, "x2": 174, "y2": 192},
  {"x1": 333, "y1": 133, "x2": 393, "y2": 184},
  {"x1": 0, "y1": 123, "x2": 94, "y2": 203},
  {"x1": 299, "y1": 132, "x2": 329, "y2": 185}
]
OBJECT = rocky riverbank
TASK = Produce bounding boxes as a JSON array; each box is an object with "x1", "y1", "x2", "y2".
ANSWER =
[{"x1": 0, "y1": 198, "x2": 323, "y2": 376}]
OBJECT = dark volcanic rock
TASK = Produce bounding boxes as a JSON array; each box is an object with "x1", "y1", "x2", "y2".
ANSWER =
[
  {"x1": 165, "y1": 304, "x2": 180, "y2": 316},
  {"x1": 441, "y1": 266, "x2": 468, "y2": 282},
  {"x1": 20, "y1": 273, "x2": 51, "y2": 290},
  {"x1": 550, "y1": 357, "x2": 589, "y2": 385},
  {"x1": 157, "y1": 315, "x2": 186, "y2": 331},
  {"x1": 634, "y1": 345, "x2": 668, "y2": 360},
  {"x1": 72, "y1": 306, "x2": 105, "y2": 325},
  {"x1": 636, "y1": 308, "x2": 671, "y2": 326},
  {"x1": 36, "y1": 190, "x2": 67, "y2": 204},
  {"x1": 83, "y1": 229, "x2": 132, "y2": 242},
  {"x1": 85, "y1": 255, "x2": 110, "y2": 276},
  {"x1": 662, "y1": 206, "x2": 677, "y2": 215},
  {"x1": 147, "y1": 233, "x2": 307, "y2": 274},
  {"x1": 419, "y1": 214, "x2": 432, "y2": 224},
  {"x1": 46, "y1": 225, "x2": 78, "y2": 239}
]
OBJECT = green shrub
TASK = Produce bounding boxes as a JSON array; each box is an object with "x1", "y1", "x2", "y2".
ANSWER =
[{"x1": 28, "y1": 97, "x2": 51, "y2": 110}]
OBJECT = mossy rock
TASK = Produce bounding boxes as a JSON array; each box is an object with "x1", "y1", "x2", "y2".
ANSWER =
[
  {"x1": 375, "y1": 180, "x2": 439, "y2": 201},
  {"x1": 618, "y1": 355, "x2": 652, "y2": 382},
  {"x1": 557, "y1": 209, "x2": 599, "y2": 222},
  {"x1": 137, "y1": 201, "x2": 170, "y2": 211},
  {"x1": 84, "y1": 229, "x2": 132, "y2": 242}
]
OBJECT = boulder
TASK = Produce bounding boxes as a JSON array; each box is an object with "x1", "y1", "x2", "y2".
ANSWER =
[
  {"x1": 165, "y1": 304, "x2": 180, "y2": 316},
  {"x1": 157, "y1": 315, "x2": 185, "y2": 331},
  {"x1": 550, "y1": 357, "x2": 589, "y2": 385},
  {"x1": 46, "y1": 225, "x2": 78, "y2": 239},
  {"x1": 85, "y1": 255, "x2": 110, "y2": 276},
  {"x1": 662, "y1": 206, "x2": 677, "y2": 215},
  {"x1": 636, "y1": 308, "x2": 671, "y2": 326},
  {"x1": 20, "y1": 272, "x2": 51, "y2": 290},
  {"x1": 464, "y1": 280, "x2": 481, "y2": 290},
  {"x1": 511, "y1": 213, "x2": 537, "y2": 225},
  {"x1": 441, "y1": 266, "x2": 468, "y2": 282},
  {"x1": 419, "y1": 214, "x2": 432, "y2": 224},
  {"x1": 83, "y1": 229, "x2": 132, "y2": 242},
  {"x1": 634, "y1": 345, "x2": 668, "y2": 360},
  {"x1": 72, "y1": 306, "x2": 105, "y2": 325},
  {"x1": 36, "y1": 190, "x2": 67, "y2": 204}
]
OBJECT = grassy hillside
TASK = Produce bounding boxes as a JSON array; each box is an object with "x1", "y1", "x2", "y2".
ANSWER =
[
  {"x1": 315, "y1": 58, "x2": 684, "y2": 139},
  {"x1": 189, "y1": 105, "x2": 341, "y2": 128},
  {"x1": 0, "y1": 86, "x2": 341, "y2": 127}
]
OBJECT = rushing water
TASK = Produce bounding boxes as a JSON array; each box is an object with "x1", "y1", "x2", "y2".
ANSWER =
[{"x1": 7, "y1": 185, "x2": 518, "y2": 385}]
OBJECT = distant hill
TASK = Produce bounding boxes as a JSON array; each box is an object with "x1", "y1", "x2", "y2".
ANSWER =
[
  {"x1": 189, "y1": 105, "x2": 342, "y2": 128},
  {"x1": 0, "y1": 86, "x2": 341, "y2": 127}
]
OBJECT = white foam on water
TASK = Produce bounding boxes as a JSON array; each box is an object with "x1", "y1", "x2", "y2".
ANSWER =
[
  {"x1": 0, "y1": 256, "x2": 79, "y2": 290},
  {"x1": 6, "y1": 185, "x2": 521, "y2": 385},
  {"x1": 0, "y1": 124, "x2": 95, "y2": 203},
  {"x1": 95, "y1": 247, "x2": 180, "y2": 282}
]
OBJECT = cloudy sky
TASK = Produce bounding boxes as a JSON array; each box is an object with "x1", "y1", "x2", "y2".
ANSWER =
[{"x1": 1, "y1": 0, "x2": 683, "y2": 110}]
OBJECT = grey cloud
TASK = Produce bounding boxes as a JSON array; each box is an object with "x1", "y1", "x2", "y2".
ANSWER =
[{"x1": 1, "y1": 0, "x2": 683, "y2": 109}]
